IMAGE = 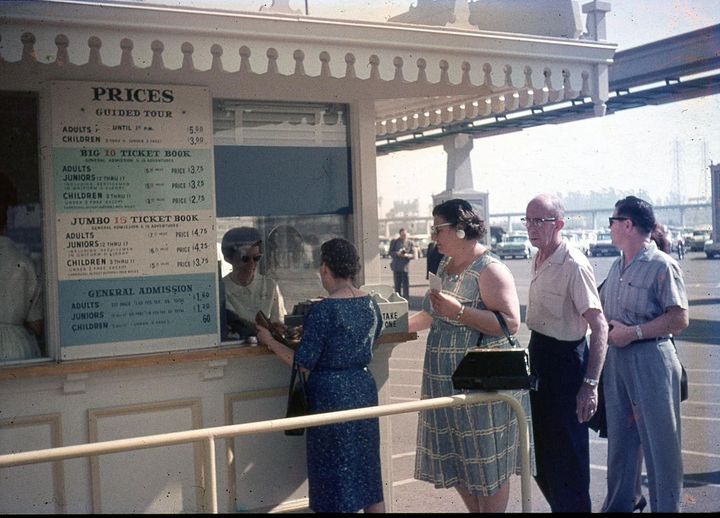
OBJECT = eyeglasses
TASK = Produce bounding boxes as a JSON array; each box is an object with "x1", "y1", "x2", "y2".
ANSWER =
[
  {"x1": 521, "y1": 217, "x2": 557, "y2": 228},
  {"x1": 430, "y1": 222, "x2": 453, "y2": 234},
  {"x1": 240, "y1": 254, "x2": 263, "y2": 263},
  {"x1": 608, "y1": 217, "x2": 630, "y2": 227}
]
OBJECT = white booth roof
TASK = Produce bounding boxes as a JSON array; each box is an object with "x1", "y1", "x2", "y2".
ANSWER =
[{"x1": 0, "y1": 0, "x2": 616, "y2": 137}]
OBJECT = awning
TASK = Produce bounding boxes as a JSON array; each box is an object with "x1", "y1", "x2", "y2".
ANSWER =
[{"x1": 0, "y1": 0, "x2": 616, "y2": 138}]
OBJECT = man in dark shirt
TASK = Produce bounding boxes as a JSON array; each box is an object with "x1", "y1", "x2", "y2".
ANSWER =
[
  {"x1": 425, "y1": 240, "x2": 443, "y2": 279},
  {"x1": 389, "y1": 228, "x2": 415, "y2": 299}
]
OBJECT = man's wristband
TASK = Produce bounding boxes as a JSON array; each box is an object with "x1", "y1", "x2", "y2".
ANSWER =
[
  {"x1": 635, "y1": 325, "x2": 644, "y2": 340},
  {"x1": 583, "y1": 377, "x2": 599, "y2": 387},
  {"x1": 455, "y1": 305, "x2": 465, "y2": 321}
]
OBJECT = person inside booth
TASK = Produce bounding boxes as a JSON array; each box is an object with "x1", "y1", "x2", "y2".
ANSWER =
[
  {"x1": 220, "y1": 226, "x2": 287, "y2": 341},
  {"x1": 0, "y1": 173, "x2": 43, "y2": 362}
]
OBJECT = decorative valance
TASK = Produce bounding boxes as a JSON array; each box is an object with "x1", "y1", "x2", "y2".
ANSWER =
[{"x1": 0, "y1": 0, "x2": 616, "y2": 139}]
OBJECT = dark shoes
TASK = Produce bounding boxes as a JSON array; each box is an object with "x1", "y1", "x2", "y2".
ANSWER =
[{"x1": 633, "y1": 495, "x2": 647, "y2": 512}]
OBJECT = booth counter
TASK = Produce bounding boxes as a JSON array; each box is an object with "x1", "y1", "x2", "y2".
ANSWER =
[{"x1": 0, "y1": 333, "x2": 416, "y2": 513}]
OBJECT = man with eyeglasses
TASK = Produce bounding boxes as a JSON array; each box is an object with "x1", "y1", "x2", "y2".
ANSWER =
[
  {"x1": 220, "y1": 226, "x2": 287, "y2": 341},
  {"x1": 523, "y1": 193, "x2": 609, "y2": 512},
  {"x1": 600, "y1": 196, "x2": 688, "y2": 512},
  {"x1": 389, "y1": 228, "x2": 416, "y2": 300}
]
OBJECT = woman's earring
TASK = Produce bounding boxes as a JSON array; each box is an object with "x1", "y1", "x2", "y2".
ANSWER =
[{"x1": 456, "y1": 228, "x2": 466, "y2": 239}]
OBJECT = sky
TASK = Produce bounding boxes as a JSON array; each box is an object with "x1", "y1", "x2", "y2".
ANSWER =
[
  {"x1": 372, "y1": 0, "x2": 720, "y2": 215},
  {"x1": 71, "y1": 1, "x2": 720, "y2": 215}
]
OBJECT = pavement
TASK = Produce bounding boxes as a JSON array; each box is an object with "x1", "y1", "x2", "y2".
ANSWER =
[{"x1": 381, "y1": 252, "x2": 720, "y2": 513}]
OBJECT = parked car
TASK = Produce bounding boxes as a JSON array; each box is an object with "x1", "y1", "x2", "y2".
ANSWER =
[
  {"x1": 494, "y1": 232, "x2": 537, "y2": 260},
  {"x1": 704, "y1": 238, "x2": 720, "y2": 259},
  {"x1": 411, "y1": 234, "x2": 431, "y2": 258},
  {"x1": 563, "y1": 230, "x2": 594, "y2": 256},
  {"x1": 378, "y1": 237, "x2": 390, "y2": 258},
  {"x1": 589, "y1": 231, "x2": 619, "y2": 256},
  {"x1": 688, "y1": 227, "x2": 711, "y2": 252}
]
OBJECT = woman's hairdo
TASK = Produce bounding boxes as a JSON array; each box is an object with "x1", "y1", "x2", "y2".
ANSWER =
[
  {"x1": 321, "y1": 238, "x2": 361, "y2": 280},
  {"x1": 432, "y1": 198, "x2": 486, "y2": 240},
  {"x1": 615, "y1": 196, "x2": 656, "y2": 234}
]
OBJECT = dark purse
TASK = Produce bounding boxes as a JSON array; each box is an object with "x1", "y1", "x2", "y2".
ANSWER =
[
  {"x1": 285, "y1": 360, "x2": 309, "y2": 436},
  {"x1": 452, "y1": 311, "x2": 537, "y2": 391},
  {"x1": 672, "y1": 337, "x2": 689, "y2": 402}
]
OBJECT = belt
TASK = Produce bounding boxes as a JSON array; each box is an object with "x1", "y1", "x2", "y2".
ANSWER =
[{"x1": 628, "y1": 336, "x2": 670, "y2": 346}]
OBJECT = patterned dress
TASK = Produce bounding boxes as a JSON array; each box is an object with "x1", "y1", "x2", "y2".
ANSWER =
[
  {"x1": 415, "y1": 253, "x2": 534, "y2": 496},
  {"x1": 294, "y1": 295, "x2": 384, "y2": 513}
]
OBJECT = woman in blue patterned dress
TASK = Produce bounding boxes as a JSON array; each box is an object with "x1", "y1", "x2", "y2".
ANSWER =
[
  {"x1": 409, "y1": 198, "x2": 534, "y2": 513},
  {"x1": 257, "y1": 237, "x2": 385, "y2": 513}
]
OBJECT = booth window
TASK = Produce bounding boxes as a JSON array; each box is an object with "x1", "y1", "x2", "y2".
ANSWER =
[
  {"x1": 213, "y1": 100, "x2": 352, "y2": 343},
  {"x1": 0, "y1": 92, "x2": 47, "y2": 364}
]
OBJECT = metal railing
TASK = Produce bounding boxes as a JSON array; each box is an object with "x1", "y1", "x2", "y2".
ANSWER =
[{"x1": 0, "y1": 392, "x2": 532, "y2": 513}]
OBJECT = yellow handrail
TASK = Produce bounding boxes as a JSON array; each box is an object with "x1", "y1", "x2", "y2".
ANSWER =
[{"x1": 0, "y1": 392, "x2": 532, "y2": 513}]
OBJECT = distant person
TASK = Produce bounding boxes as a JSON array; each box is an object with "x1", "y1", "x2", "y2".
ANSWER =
[
  {"x1": 600, "y1": 196, "x2": 688, "y2": 512},
  {"x1": 425, "y1": 240, "x2": 443, "y2": 279},
  {"x1": 221, "y1": 227, "x2": 286, "y2": 339},
  {"x1": 676, "y1": 237, "x2": 685, "y2": 260},
  {"x1": 257, "y1": 238, "x2": 385, "y2": 513},
  {"x1": 389, "y1": 227, "x2": 415, "y2": 299},
  {"x1": 523, "y1": 193, "x2": 608, "y2": 512},
  {"x1": 408, "y1": 198, "x2": 533, "y2": 513},
  {"x1": 0, "y1": 173, "x2": 43, "y2": 361}
]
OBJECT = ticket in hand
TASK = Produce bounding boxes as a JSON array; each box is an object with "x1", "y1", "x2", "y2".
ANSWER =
[{"x1": 428, "y1": 272, "x2": 442, "y2": 292}]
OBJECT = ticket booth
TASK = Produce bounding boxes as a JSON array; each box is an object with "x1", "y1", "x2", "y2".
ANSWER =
[{"x1": 0, "y1": 0, "x2": 614, "y2": 512}]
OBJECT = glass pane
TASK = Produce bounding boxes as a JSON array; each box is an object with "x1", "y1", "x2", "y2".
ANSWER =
[
  {"x1": 1, "y1": 93, "x2": 47, "y2": 364},
  {"x1": 213, "y1": 100, "x2": 352, "y2": 344}
]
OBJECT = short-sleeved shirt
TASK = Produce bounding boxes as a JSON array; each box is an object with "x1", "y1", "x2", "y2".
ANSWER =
[
  {"x1": 222, "y1": 272, "x2": 287, "y2": 322},
  {"x1": 599, "y1": 242, "x2": 687, "y2": 326},
  {"x1": 526, "y1": 239, "x2": 602, "y2": 341}
]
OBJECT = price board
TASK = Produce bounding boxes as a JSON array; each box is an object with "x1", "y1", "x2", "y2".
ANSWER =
[{"x1": 50, "y1": 81, "x2": 218, "y2": 358}]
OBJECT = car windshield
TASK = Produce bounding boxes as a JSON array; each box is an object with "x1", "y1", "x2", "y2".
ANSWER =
[
  {"x1": 506, "y1": 236, "x2": 527, "y2": 243},
  {"x1": 597, "y1": 233, "x2": 611, "y2": 241}
]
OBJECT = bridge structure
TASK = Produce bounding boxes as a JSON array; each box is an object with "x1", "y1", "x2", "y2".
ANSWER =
[
  {"x1": 375, "y1": 23, "x2": 720, "y2": 154},
  {"x1": 379, "y1": 201, "x2": 712, "y2": 237},
  {"x1": 375, "y1": 22, "x2": 719, "y2": 239}
]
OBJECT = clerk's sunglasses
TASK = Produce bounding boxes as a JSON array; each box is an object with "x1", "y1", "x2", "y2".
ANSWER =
[{"x1": 240, "y1": 254, "x2": 263, "y2": 263}]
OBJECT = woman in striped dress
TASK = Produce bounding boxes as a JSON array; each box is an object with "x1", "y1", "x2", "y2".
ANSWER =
[{"x1": 409, "y1": 198, "x2": 534, "y2": 513}]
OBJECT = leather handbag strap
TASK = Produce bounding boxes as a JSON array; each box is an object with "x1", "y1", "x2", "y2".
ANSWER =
[
  {"x1": 289, "y1": 359, "x2": 306, "y2": 395},
  {"x1": 492, "y1": 311, "x2": 520, "y2": 348}
]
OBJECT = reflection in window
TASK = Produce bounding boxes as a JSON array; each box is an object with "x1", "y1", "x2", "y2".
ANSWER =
[
  {"x1": 213, "y1": 101, "x2": 352, "y2": 344},
  {"x1": 1, "y1": 93, "x2": 46, "y2": 363}
]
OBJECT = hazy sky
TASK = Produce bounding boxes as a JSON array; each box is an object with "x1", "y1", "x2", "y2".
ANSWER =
[{"x1": 372, "y1": 0, "x2": 720, "y2": 214}]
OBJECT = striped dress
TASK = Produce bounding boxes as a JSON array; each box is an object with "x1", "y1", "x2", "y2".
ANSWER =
[{"x1": 414, "y1": 253, "x2": 535, "y2": 496}]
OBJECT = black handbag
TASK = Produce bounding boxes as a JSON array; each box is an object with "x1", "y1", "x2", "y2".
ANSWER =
[
  {"x1": 452, "y1": 311, "x2": 537, "y2": 391},
  {"x1": 671, "y1": 337, "x2": 689, "y2": 402},
  {"x1": 285, "y1": 360, "x2": 309, "y2": 436}
]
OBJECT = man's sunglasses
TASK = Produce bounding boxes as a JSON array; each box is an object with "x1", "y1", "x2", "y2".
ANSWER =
[{"x1": 240, "y1": 255, "x2": 263, "y2": 263}]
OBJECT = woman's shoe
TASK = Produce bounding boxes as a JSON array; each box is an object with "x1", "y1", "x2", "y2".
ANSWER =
[{"x1": 633, "y1": 495, "x2": 647, "y2": 512}]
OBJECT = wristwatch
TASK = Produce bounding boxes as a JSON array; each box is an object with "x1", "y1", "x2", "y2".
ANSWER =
[
  {"x1": 635, "y1": 325, "x2": 644, "y2": 340},
  {"x1": 583, "y1": 377, "x2": 599, "y2": 387},
  {"x1": 455, "y1": 305, "x2": 465, "y2": 321}
]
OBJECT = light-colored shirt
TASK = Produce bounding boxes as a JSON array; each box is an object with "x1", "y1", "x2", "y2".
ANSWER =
[
  {"x1": 222, "y1": 272, "x2": 287, "y2": 323},
  {"x1": 599, "y1": 242, "x2": 688, "y2": 326},
  {"x1": 526, "y1": 239, "x2": 602, "y2": 341},
  {"x1": 0, "y1": 236, "x2": 42, "y2": 361}
]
